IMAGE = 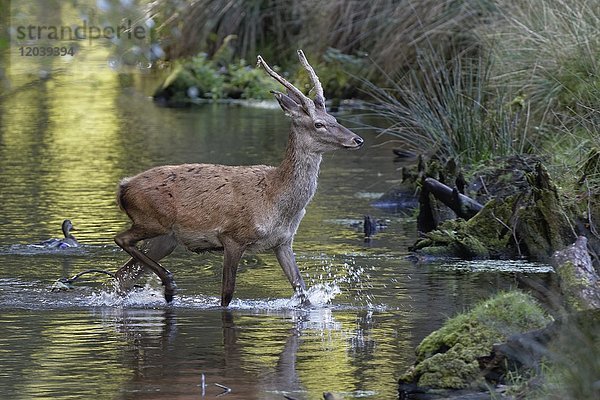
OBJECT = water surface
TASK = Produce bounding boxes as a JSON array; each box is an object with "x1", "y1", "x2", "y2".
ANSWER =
[{"x1": 0, "y1": 4, "x2": 553, "y2": 399}]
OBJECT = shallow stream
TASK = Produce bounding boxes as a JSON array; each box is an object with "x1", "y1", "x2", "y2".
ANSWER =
[{"x1": 0, "y1": 5, "x2": 553, "y2": 398}]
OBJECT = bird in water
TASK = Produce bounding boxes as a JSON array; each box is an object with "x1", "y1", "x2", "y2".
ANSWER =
[{"x1": 35, "y1": 219, "x2": 79, "y2": 249}]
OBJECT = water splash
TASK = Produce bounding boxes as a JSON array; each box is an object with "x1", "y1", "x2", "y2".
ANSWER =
[
  {"x1": 88, "y1": 284, "x2": 167, "y2": 307},
  {"x1": 83, "y1": 278, "x2": 346, "y2": 311},
  {"x1": 304, "y1": 254, "x2": 381, "y2": 309},
  {"x1": 304, "y1": 282, "x2": 342, "y2": 305},
  {"x1": 1, "y1": 251, "x2": 386, "y2": 311}
]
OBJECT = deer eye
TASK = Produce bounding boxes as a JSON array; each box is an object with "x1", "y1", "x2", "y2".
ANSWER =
[{"x1": 314, "y1": 122, "x2": 325, "y2": 129}]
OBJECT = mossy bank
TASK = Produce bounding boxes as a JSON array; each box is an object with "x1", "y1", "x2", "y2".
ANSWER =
[{"x1": 399, "y1": 291, "x2": 551, "y2": 391}]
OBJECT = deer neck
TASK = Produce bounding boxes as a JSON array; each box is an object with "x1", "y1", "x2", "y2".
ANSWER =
[{"x1": 272, "y1": 129, "x2": 322, "y2": 216}]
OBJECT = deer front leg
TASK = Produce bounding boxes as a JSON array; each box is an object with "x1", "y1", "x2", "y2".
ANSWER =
[
  {"x1": 221, "y1": 239, "x2": 246, "y2": 307},
  {"x1": 115, "y1": 227, "x2": 177, "y2": 303},
  {"x1": 115, "y1": 233, "x2": 178, "y2": 295},
  {"x1": 274, "y1": 243, "x2": 309, "y2": 305}
]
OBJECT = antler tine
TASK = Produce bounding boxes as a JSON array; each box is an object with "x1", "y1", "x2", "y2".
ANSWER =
[
  {"x1": 297, "y1": 50, "x2": 325, "y2": 109},
  {"x1": 257, "y1": 55, "x2": 309, "y2": 108}
]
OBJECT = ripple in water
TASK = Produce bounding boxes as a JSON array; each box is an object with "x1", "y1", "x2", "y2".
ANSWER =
[{"x1": 439, "y1": 259, "x2": 554, "y2": 273}]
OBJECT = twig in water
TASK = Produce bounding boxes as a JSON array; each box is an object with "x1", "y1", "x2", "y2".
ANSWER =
[
  {"x1": 200, "y1": 373, "x2": 206, "y2": 397},
  {"x1": 51, "y1": 269, "x2": 116, "y2": 291},
  {"x1": 215, "y1": 383, "x2": 232, "y2": 397}
]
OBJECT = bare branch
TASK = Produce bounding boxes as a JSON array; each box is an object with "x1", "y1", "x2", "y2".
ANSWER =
[{"x1": 491, "y1": 210, "x2": 522, "y2": 258}]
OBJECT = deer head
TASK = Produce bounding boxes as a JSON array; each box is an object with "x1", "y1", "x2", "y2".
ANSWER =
[{"x1": 257, "y1": 50, "x2": 364, "y2": 153}]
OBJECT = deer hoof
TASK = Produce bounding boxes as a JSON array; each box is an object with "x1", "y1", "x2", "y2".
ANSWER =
[
  {"x1": 300, "y1": 296, "x2": 312, "y2": 308},
  {"x1": 163, "y1": 274, "x2": 177, "y2": 303},
  {"x1": 295, "y1": 289, "x2": 311, "y2": 308}
]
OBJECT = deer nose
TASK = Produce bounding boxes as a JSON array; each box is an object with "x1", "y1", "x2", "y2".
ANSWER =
[{"x1": 353, "y1": 136, "x2": 364, "y2": 147}]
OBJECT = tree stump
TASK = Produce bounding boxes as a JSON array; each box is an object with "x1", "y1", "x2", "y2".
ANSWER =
[{"x1": 552, "y1": 236, "x2": 600, "y2": 310}]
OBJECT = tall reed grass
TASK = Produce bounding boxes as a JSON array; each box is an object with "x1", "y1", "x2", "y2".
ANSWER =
[
  {"x1": 482, "y1": 0, "x2": 600, "y2": 185},
  {"x1": 150, "y1": 0, "x2": 490, "y2": 76},
  {"x1": 485, "y1": 0, "x2": 600, "y2": 120},
  {"x1": 362, "y1": 0, "x2": 598, "y2": 167},
  {"x1": 362, "y1": 49, "x2": 532, "y2": 165}
]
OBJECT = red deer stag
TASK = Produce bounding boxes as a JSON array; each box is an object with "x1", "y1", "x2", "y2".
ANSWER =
[{"x1": 113, "y1": 50, "x2": 364, "y2": 306}]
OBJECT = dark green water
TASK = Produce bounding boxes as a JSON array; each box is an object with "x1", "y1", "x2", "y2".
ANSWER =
[{"x1": 0, "y1": 2, "x2": 554, "y2": 399}]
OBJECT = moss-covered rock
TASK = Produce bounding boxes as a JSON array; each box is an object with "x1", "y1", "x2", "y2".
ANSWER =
[
  {"x1": 412, "y1": 219, "x2": 490, "y2": 259},
  {"x1": 399, "y1": 291, "x2": 552, "y2": 390}
]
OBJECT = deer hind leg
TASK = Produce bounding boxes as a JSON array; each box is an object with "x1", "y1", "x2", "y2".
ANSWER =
[
  {"x1": 115, "y1": 233, "x2": 178, "y2": 295},
  {"x1": 115, "y1": 226, "x2": 178, "y2": 302}
]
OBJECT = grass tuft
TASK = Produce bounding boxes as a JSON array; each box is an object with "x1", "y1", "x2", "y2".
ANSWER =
[{"x1": 362, "y1": 49, "x2": 532, "y2": 166}]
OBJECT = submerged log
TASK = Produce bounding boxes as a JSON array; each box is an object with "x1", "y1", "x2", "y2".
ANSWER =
[
  {"x1": 418, "y1": 177, "x2": 484, "y2": 233},
  {"x1": 552, "y1": 236, "x2": 600, "y2": 311}
]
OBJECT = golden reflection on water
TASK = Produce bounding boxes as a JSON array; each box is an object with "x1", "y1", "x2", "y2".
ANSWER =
[
  {"x1": 3, "y1": 43, "x2": 123, "y2": 242},
  {"x1": 3, "y1": 311, "x2": 128, "y2": 399},
  {"x1": 0, "y1": 2, "x2": 530, "y2": 399},
  {"x1": 41, "y1": 49, "x2": 125, "y2": 237}
]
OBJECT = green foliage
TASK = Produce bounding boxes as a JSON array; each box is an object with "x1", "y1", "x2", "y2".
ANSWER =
[
  {"x1": 189, "y1": 53, "x2": 225, "y2": 99},
  {"x1": 225, "y1": 59, "x2": 280, "y2": 99},
  {"x1": 154, "y1": 53, "x2": 282, "y2": 103}
]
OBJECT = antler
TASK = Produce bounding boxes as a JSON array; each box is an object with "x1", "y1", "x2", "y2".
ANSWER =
[
  {"x1": 257, "y1": 50, "x2": 326, "y2": 112},
  {"x1": 257, "y1": 55, "x2": 311, "y2": 110},
  {"x1": 297, "y1": 50, "x2": 325, "y2": 109}
]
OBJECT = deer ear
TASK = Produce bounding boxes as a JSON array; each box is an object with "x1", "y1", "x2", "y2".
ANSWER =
[
  {"x1": 271, "y1": 91, "x2": 302, "y2": 116},
  {"x1": 314, "y1": 95, "x2": 326, "y2": 110},
  {"x1": 286, "y1": 88, "x2": 304, "y2": 105}
]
